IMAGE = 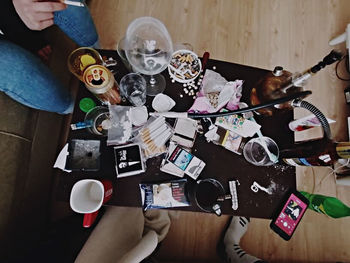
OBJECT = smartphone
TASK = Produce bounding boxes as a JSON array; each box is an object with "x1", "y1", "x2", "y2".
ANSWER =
[{"x1": 270, "y1": 190, "x2": 309, "y2": 241}]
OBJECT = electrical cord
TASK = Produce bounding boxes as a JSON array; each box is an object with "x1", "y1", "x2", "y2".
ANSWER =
[
  {"x1": 311, "y1": 159, "x2": 350, "y2": 194},
  {"x1": 335, "y1": 54, "x2": 350, "y2": 81}
]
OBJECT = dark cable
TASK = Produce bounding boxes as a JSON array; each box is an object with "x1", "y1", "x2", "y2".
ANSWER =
[
  {"x1": 188, "y1": 91, "x2": 312, "y2": 119},
  {"x1": 335, "y1": 54, "x2": 350, "y2": 81},
  {"x1": 292, "y1": 99, "x2": 331, "y2": 139}
]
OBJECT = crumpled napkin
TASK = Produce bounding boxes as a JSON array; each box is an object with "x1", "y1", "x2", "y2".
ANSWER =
[{"x1": 188, "y1": 69, "x2": 243, "y2": 113}]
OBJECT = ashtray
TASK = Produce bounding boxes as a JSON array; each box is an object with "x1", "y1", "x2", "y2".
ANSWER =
[
  {"x1": 168, "y1": 49, "x2": 202, "y2": 83},
  {"x1": 65, "y1": 139, "x2": 101, "y2": 171}
]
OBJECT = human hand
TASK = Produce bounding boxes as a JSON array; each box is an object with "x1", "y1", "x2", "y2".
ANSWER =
[{"x1": 12, "y1": 0, "x2": 67, "y2": 31}]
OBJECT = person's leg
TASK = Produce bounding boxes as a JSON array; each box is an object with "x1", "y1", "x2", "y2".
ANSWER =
[
  {"x1": 0, "y1": 40, "x2": 74, "y2": 114},
  {"x1": 53, "y1": 3, "x2": 99, "y2": 47},
  {"x1": 224, "y1": 216, "x2": 268, "y2": 263}
]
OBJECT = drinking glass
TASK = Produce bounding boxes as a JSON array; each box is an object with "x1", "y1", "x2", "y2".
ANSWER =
[
  {"x1": 67, "y1": 47, "x2": 103, "y2": 81},
  {"x1": 125, "y1": 17, "x2": 173, "y2": 96},
  {"x1": 194, "y1": 178, "x2": 225, "y2": 216},
  {"x1": 243, "y1": 136, "x2": 279, "y2": 166},
  {"x1": 119, "y1": 73, "x2": 147, "y2": 106},
  {"x1": 117, "y1": 36, "x2": 133, "y2": 72},
  {"x1": 84, "y1": 106, "x2": 110, "y2": 136}
]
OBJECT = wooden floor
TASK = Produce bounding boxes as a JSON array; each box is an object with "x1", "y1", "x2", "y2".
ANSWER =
[{"x1": 89, "y1": 1, "x2": 350, "y2": 262}]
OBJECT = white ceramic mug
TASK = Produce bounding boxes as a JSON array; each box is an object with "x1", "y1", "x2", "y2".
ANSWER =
[{"x1": 70, "y1": 179, "x2": 113, "y2": 227}]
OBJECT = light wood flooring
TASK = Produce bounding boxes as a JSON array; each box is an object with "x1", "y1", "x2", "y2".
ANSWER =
[{"x1": 89, "y1": 1, "x2": 350, "y2": 262}]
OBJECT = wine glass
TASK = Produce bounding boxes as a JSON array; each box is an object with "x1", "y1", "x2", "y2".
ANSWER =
[{"x1": 125, "y1": 17, "x2": 173, "y2": 96}]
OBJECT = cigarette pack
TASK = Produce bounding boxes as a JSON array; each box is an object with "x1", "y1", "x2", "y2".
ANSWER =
[
  {"x1": 139, "y1": 179, "x2": 190, "y2": 210},
  {"x1": 167, "y1": 145, "x2": 205, "y2": 180},
  {"x1": 160, "y1": 142, "x2": 185, "y2": 177},
  {"x1": 171, "y1": 118, "x2": 198, "y2": 149},
  {"x1": 114, "y1": 143, "x2": 145, "y2": 177}
]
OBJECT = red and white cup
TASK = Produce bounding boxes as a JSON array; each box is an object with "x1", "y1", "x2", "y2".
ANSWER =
[{"x1": 70, "y1": 179, "x2": 113, "y2": 228}]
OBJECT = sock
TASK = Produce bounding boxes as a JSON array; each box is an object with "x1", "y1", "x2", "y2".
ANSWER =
[
  {"x1": 224, "y1": 216, "x2": 250, "y2": 245},
  {"x1": 225, "y1": 244, "x2": 261, "y2": 263}
]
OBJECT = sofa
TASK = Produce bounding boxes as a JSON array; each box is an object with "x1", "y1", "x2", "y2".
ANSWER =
[{"x1": 0, "y1": 26, "x2": 78, "y2": 260}]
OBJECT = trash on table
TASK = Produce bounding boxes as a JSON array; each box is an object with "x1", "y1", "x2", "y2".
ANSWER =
[
  {"x1": 139, "y1": 179, "x2": 190, "y2": 210},
  {"x1": 107, "y1": 105, "x2": 133, "y2": 145},
  {"x1": 188, "y1": 70, "x2": 243, "y2": 113},
  {"x1": 152, "y1": 93, "x2": 176, "y2": 112}
]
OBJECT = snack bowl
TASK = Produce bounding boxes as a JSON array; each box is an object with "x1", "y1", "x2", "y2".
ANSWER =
[{"x1": 168, "y1": 49, "x2": 202, "y2": 83}]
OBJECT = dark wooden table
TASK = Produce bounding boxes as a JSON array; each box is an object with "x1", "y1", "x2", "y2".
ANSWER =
[{"x1": 56, "y1": 49, "x2": 296, "y2": 219}]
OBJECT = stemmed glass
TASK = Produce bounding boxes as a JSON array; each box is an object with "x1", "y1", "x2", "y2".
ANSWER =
[{"x1": 125, "y1": 17, "x2": 173, "y2": 96}]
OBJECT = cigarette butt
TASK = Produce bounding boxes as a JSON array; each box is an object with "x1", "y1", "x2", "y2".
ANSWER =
[{"x1": 63, "y1": 0, "x2": 84, "y2": 7}]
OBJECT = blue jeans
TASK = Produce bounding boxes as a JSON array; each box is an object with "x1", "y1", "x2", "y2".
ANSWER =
[{"x1": 0, "y1": 3, "x2": 98, "y2": 114}]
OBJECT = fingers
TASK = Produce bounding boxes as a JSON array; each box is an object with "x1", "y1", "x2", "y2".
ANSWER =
[
  {"x1": 12, "y1": 0, "x2": 67, "y2": 31},
  {"x1": 33, "y1": 2, "x2": 67, "y2": 12},
  {"x1": 36, "y1": 19, "x2": 55, "y2": 31},
  {"x1": 33, "y1": 12, "x2": 54, "y2": 22}
]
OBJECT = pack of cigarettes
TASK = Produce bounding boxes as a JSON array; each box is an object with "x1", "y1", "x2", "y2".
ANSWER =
[
  {"x1": 167, "y1": 145, "x2": 205, "y2": 180},
  {"x1": 171, "y1": 118, "x2": 198, "y2": 149},
  {"x1": 139, "y1": 179, "x2": 190, "y2": 210},
  {"x1": 160, "y1": 142, "x2": 185, "y2": 178},
  {"x1": 114, "y1": 143, "x2": 145, "y2": 177}
]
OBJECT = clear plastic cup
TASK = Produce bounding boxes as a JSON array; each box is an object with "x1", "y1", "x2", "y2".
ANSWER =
[
  {"x1": 84, "y1": 106, "x2": 110, "y2": 136},
  {"x1": 119, "y1": 73, "x2": 147, "y2": 106},
  {"x1": 243, "y1": 136, "x2": 279, "y2": 166}
]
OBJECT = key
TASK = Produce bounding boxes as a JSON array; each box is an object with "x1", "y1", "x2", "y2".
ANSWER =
[{"x1": 251, "y1": 181, "x2": 272, "y2": 194}]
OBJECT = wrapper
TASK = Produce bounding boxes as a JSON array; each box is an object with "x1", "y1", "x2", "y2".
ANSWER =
[{"x1": 139, "y1": 179, "x2": 190, "y2": 210}]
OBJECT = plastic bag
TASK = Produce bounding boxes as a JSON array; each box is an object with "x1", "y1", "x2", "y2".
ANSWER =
[{"x1": 139, "y1": 179, "x2": 190, "y2": 210}]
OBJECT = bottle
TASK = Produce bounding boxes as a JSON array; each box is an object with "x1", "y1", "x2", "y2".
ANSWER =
[
  {"x1": 250, "y1": 66, "x2": 300, "y2": 116},
  {"x1": 250, "y1": 50, "x2": 342, "y2": 116},
  {"x1": 301, "y1": 191, "x2": 350, "y2": 218},
  {"x1": 280, "y1": 138, "x2": 350, "y2": 166},
  {"x1": 280, "y1": 50, "x2": 342, "y2": 93}
]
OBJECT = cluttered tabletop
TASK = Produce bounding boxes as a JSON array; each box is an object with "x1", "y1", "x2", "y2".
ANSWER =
[{"x1": 55, "y1": 44, "x2": 299, "y2": 219}]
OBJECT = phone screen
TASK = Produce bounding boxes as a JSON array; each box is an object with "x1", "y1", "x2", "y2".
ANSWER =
[{"x1": 273, "y1": 193, "x2": 308, "y2": 236}]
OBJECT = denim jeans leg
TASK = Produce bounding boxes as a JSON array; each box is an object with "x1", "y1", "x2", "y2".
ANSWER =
[
  {"x1": 0, "y1": 40, "x2": 74, "y2": 114},
  {"x1": 54, "y1": 3, "x2": 99, "y2": 47}
]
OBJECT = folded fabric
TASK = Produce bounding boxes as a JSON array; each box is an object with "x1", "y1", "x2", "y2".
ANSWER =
[{"x1": 75, "y1": 206, "x2": 172, "y2": 263}]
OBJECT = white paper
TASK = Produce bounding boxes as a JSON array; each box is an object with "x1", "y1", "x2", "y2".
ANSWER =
[{"x1": 53, "y1": 143, "x2": 72, "y2": 173}]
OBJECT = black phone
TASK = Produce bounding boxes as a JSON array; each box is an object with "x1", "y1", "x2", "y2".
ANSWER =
[{"x1": 270, "y1": 190, "x2": 309, "y2": 241}]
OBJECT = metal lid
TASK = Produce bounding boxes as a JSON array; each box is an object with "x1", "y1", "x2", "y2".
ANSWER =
[
  {"x1": 272, "y1": 66, "x2": 284, "y2": 76},
  {"x1": 83, "y1": 65, "x2": 110, "y2": 88}
]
